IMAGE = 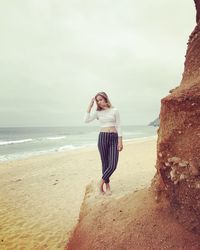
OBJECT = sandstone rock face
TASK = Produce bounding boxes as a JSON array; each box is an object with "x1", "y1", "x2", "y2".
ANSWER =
[
  {"x1": 152, "y1": 0, "x2": 200, "y2": 233},
  {"x1": 195, "y1": 0, "x2": 200, "y2": 22}
]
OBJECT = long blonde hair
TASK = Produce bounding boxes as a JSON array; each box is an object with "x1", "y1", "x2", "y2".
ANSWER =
[{"x1": 94, "y1": 92, "x2": 114, "y2": 111}]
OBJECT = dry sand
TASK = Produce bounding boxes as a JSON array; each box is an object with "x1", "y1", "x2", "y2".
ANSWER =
[
  {"x1": 0, "y1": 136, "x2": 157, "y2": 250},
  {"x1": 66, "y1": 184, "x2": 200, "y2": 250}
]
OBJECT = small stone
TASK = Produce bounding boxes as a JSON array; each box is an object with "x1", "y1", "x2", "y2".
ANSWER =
[
  {"x1": 174, "y1": 180, "x2": 179, "y2": 185},
  {"x1": 158, "y1": 152, "x2": 162, "y2": 158},
  {"x1": 178, "y1": 131, "x2": 182, "y2": 134},
  {"x1": 168, "y1": 157, "x2": 181, "y2": 164},
  {"x1": 170, "y1": 169, "x2": 176, "y2": 180},
  {"x1": 165, "y1": 162, "x2": 170, "y2": 167},
  {"x1": 179, "y1": 161, "x2": 188, "y2": 167},
  {"x1": 179, "y1": 174, "x2": 185, "y2": 180}
]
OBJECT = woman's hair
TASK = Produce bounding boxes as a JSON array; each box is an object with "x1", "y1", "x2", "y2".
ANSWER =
[{"x1": 94, "y1": 91, "x2": 114, "y2": 111}]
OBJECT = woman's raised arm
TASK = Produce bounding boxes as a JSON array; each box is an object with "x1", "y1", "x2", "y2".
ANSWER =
[
  {"x1": 84, "y1": 97, "x2": 97, "y2": 123},
  {"x1": 84, "y1": 110, "x2": 98, "y2": 123}
]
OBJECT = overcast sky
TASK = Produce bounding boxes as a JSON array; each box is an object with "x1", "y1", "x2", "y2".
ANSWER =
[{"x1": 0, "y1": 0, "x2": 196, "y2": 127}]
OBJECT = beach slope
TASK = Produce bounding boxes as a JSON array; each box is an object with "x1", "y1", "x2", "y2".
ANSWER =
[{"x1": 65, "y1": 184, "x2": 200, "y2": 250}]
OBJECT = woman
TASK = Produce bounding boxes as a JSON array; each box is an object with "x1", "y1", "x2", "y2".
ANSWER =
[{"x1": 84, "y1": 91, "x2": 123, "y2": 195}]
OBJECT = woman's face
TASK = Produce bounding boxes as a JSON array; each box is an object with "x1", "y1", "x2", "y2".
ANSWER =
[{"x1": 96, "y1": 95, "x2": 107, "y2": 108}]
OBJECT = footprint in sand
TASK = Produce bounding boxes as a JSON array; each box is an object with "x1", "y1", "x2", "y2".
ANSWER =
[
  {"x1": 14, "y1": 178, "x2": 22, "y2": 182},
  {"x1": 53, "y1": 180, "x2": 59, "y2": 185}
]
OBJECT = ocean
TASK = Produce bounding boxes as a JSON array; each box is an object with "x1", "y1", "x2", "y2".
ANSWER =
[{"x1": 0, "y1": 126, "x2": 158, "y2": 162}]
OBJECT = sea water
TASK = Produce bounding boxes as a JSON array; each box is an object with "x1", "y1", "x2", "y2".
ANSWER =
[{"x1": 0, "y1": 126, "x2": 158, "y2": 162}]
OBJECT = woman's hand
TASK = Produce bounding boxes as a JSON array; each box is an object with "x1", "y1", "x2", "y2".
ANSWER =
[
  {"x1": 117, "y1": 142, "x2": 123, "y2": 152},
  {"x1": 87, "y1": 98, "x2": 95, "y2": 113},
  {"x1": 90, "y1": 98, "x2": 95, "y2": 108}
]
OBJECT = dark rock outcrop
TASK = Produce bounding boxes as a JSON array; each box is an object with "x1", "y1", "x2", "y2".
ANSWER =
[
  {"x1": 152, "y1": 0, "x2": 200, "y2": 234},
  {"x1": 148, "y1": 117, "x2": 159, "y2": 127}
]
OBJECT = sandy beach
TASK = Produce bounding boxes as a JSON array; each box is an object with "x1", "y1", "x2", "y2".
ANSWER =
[{"x1": 0, "y1": 136, "x2": 157, "y2": 250}]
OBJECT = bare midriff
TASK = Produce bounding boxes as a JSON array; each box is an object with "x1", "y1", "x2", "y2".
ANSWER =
[{"x1": 100, "y1": 126, "x2": 118, "y2": 133}]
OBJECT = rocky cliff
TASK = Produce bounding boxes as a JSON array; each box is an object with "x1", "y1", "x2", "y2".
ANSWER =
[{"x1": 152, "y1": 0, "x2": 200, "y2": 234}]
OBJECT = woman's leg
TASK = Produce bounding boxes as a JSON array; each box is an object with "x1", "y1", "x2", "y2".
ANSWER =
[
  {"x1": 102, "y1": 133, "x2": 119, "y2": 182},
  {"x1": 97, "y1": 132, "x2": 110, "y2": 188}
]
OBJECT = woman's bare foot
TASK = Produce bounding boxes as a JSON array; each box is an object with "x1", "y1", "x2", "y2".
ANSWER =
[
  {"x1": 105, "y1": 183, "x2": 112, "y2": 195},
  {"x1": 98, "y1": 179, "x2": 105, "y2": 194}
]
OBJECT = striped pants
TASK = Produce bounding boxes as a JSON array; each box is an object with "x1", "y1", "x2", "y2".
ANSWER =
[{"x1": 97, "y1": 132, "x2": 119, "y2": 184}]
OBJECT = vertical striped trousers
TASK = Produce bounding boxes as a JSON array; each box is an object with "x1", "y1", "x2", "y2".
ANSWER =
[{"x1": 97, "y1": 132, "x2": 119, "y2": 184}]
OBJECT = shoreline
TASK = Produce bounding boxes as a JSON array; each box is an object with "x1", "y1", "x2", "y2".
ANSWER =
[
  {"x1": 0, "y1": 136, "x2": 157, "y2": 249},
  {"x1": 0, "y1": 135, "x2": 157, "y2": 165}
]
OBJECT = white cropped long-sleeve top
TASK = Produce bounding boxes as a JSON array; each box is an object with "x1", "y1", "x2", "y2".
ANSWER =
[{"x1": 84, "y1": 107, "x2": 122, "y2": 137}]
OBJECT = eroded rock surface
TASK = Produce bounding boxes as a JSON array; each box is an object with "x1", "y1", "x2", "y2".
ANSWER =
[{"x1": 152, "y1": 0, "x2": 200, "y2": 234}]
